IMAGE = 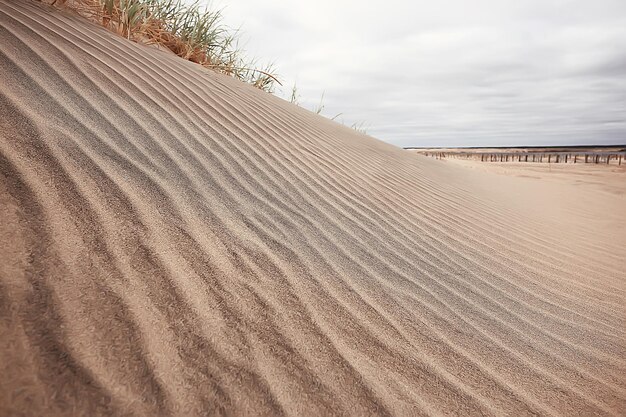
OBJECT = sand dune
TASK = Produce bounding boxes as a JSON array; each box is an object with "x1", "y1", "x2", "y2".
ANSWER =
[{"x1": 1, "y1": 1, "x2": 625, "y2": 416}]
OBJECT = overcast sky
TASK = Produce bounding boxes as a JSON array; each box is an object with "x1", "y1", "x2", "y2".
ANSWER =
[{"x1": 212, "y1": 0, "x2": 626, "y2": 148}]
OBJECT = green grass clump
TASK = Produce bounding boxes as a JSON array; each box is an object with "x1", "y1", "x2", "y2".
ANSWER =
[
  {"x1": 47, "y1": 0, "x2": 365, "y2": 131},
  {"x1": 47, "y1": 0, "x2": 280, "y2": 92}
]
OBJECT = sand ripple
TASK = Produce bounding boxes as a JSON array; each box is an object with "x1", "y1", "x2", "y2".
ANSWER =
[{"x1": 1, "y1": 1, "x2": 625, "y2": 415}]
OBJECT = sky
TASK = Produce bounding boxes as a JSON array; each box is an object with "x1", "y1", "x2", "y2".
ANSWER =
[{"x1": 212, "y1": 0, "x2": 626, "y2": 148}]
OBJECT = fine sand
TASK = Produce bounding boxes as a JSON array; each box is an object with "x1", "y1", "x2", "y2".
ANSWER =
[
  {"x1": 1, "y1": 1, "x2": 625, "y2": 416},
  {"x1": 445, "y1": 159, "x2": 626, "y2": 196}
]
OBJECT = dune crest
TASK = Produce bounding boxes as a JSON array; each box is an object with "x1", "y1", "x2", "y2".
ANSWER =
[{"x1": 1, "y1": 1, "x2": 625, "y2": 416}]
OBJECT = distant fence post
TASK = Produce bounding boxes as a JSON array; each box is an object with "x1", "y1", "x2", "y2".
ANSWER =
[{"x1": 413, "y1": 150, "x2": 624, "y2": 166}]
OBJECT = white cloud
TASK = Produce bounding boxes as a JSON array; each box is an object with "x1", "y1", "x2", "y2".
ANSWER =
[{"x1": 212, "y1": 0, "x2": 626, "y2": 147}]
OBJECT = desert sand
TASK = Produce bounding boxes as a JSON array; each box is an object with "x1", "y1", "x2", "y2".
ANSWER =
[{"x1": 1, "y1": 1, "x2": 625, "y2": 416}]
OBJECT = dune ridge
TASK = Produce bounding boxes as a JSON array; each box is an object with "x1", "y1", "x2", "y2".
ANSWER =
[{"x1": 1, "y1": 1, "x2": 625, "y2": 415}]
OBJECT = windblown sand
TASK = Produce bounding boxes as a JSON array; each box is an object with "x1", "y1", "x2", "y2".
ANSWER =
[{"x1": 1, "y1": 1, "x2": 625, "y2": 416}]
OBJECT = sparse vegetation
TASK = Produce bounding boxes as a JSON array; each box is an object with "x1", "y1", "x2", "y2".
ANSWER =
[
  {"x1": 289, "y1": 82, "x2": 300, "y2": 106},
  {"x1": 45, "y1": 0, "x2": 280, "y2": 92},
  {"x1": 45, "y1": 0, "x2": 367, "y2": 130},
  {"x1": 313, "y1": 91, "x2": 325, "y2": 115},
  {"x1": 288, "y1": 83, "x2": 366, "y2": 133},
  {"x1": 350, "y1": 121, "x2": 368, "y2": 135}
]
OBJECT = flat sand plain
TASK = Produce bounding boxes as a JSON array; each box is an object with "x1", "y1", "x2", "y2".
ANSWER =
[
  {"x1": 1, "y1": 1, "x2": 625, "y2": 416},
  {"x1": 446, "y1": 159, "x2": 626, "y2": 196}
]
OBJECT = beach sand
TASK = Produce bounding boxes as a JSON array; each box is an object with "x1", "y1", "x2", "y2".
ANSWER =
[{"x1": 1, "y1": 1, "x2": 625, "y2": 416}]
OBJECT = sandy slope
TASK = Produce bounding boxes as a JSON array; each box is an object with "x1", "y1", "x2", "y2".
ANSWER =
[{"x1": 1, "y1": 1, "x2": 625, "y2": 416}]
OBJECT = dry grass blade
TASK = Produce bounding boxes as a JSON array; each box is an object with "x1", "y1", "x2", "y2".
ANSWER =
[{"x1": 42, "y1": 0, "x2": 280, "y2": 92}]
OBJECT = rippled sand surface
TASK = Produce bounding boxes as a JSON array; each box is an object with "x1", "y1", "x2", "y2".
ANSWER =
[{"x1": 1, "y1": 1, "x2": 625, "y2": 415}]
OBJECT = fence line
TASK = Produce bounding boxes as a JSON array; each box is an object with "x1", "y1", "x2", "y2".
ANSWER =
[{"x1": 421, "y1": 152, "x2": 624, "y2": 165}]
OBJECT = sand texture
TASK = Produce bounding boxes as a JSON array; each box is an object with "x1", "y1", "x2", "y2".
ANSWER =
[{"x1": 1, "y1": 1, "x2": 625, "y2": 416}]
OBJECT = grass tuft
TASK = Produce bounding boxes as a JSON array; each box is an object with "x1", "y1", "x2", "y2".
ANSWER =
[
  {"x1": 44, "y1": 0, "x2": 280, "y2": 92},
  {"x1": 46, "y1": 0, "x2": 367, "y2": 130}
]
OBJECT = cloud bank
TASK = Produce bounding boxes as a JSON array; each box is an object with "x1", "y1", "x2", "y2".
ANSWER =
[{"x1": 215, "y1": 0, "x2": 626, "y2": 147}]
